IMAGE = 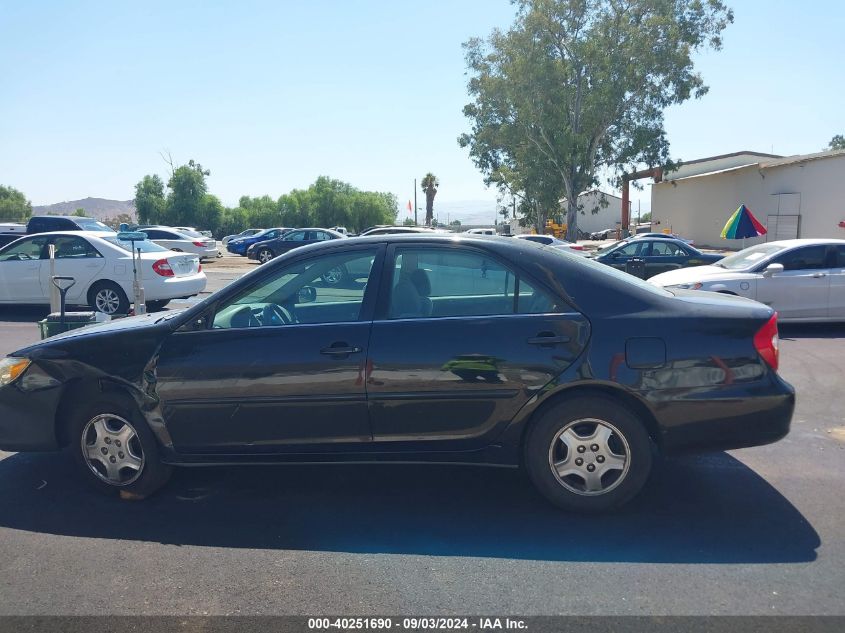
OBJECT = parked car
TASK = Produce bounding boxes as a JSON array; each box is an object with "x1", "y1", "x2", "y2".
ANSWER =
[
  {"x1": 591, "y1": 237, "x2": 722, "y2": 278},
  {"x1": 0, "y1": 215, "x2": 114, "y2": 248},
  {"x1": 590, "y1": 228, "x2": 618, "y2": 240},
  {"x1": 632, "y1": 232, "x2": 695, "y2": 245},
  {"x1": 222, "y1": 229, "x2": 262, "y2": 246},
  {"x1": 172, "y1": 226, "x2": 213, "y2": 239},
  {"x1": 0, "y1": 231, "x2": 206, "y2": 314},
  {"x1": 649, "y1": 239, "x2": 845, "y2": 322},
  {"x1": 514, "y1": 233, "x2": 587, "y2": 255},
  {"x1": 464, "y1": 228, "x2": 497, "y2": 235},
  {"x1": 247, "y1": 228, "x2": 346, "y2": 264},
  {"x1": 139, "y1": 227, "x2": 219, "y2": 260},
  {"x1": 226, "y1": 227, "x2": 290, "y2": 256},
  {"x1": 0, "y1": 234, "x2": 793, "y2": 512}
]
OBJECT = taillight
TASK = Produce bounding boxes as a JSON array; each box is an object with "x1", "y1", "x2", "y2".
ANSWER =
[
  {"x1": 193, "y1": 241, "x2": 206, "y2": 247},
  {"x1": 570, "y1": 245, "x2": 584, "y2": 251},
  {"x1": 152, "y1": 259, "x2": 174, "y2": 277},
  {"x1": 753, "y1": 312, "x2": 779, "y2": 371},
  {"x1": 198, "y1": 263, "x2": 202, "y2": 272}
]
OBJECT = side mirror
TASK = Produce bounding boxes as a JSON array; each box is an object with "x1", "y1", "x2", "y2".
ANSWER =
[
  {"x1": 298, "y1": 286, "x2": 317, "y2": 304},
  {"x1": 762, "y1": 263, "x2": 784, "y2": 278}
]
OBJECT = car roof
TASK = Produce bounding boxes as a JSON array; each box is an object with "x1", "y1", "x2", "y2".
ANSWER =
[
  {"x1": 10, "y1": 230, "x2": 118, "y2": 239},
  {"x1": 762, "y1": 238, "x2": 845, "y2": 247}
]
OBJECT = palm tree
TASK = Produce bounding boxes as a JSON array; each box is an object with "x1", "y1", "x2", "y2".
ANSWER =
[{"x1": 421, "y1": 173, "x2": 439, "y2": 226}]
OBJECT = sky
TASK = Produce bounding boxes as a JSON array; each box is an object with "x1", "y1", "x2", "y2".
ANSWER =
[{"x1": 1, "y1": 0, "x2": 843, "y2": 223}]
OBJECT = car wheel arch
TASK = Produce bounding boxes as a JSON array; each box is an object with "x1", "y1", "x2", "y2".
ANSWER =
[{"x1": 516, "y1": 384, "x2": 663, "y2": 466}]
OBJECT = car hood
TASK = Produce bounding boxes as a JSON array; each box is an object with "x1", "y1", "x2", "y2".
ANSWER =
[
  {"x1": 649, "y1": 265, "x2": 756, "y2": 287},
  {"x1": 14, "y1": 310, "x2": 187, "y2": 355}
]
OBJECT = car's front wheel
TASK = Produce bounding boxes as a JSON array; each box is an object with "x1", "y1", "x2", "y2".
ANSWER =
[
  {"x1": 69, "y1": 394, "x2": 171, "y2": 497},
  {"x1": 257, "y1": 248, "x2": 274, "y2": 264},
  {"x1": 524, "y1": 396, "x2": 653, "y2": 512}
]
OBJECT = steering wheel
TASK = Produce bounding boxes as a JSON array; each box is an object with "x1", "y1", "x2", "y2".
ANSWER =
[{"x1": 262, "y1": 303, "x2": 295, "y2": 326}]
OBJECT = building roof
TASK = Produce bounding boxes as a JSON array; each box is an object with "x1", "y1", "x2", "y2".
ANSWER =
[
  {"x1": 760, "y1": 148, "x2": 845, "y2": 170},
  {"x1": 661, "y1": 148, "x2": 845, "y2": 183}
]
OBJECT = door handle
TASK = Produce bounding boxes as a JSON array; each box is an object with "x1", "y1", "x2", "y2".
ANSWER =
[
  {"x1": 320, "y1": 343, "x2": 363, "y2": 357},
  {"x1": 527, "y1": 334, "x2": 570, "y2": 346},
  {"x1": 812, "y1": 273, "x2": 827, "y2": 278}
]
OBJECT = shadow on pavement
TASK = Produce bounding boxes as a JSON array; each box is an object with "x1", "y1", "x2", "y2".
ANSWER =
[
  {"x1": 0, "y1": 306, "x2": 50, "y2": 323},
  {"x1": 0, "y1": 451, "x2": 819, "y2": 564},
  {"x1": 780, "y1": 323, "x2": 845, "y2": 340}
]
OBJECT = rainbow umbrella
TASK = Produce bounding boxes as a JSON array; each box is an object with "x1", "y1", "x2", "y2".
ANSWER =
[{"x1": 721, "y1": 204, "x2": 767, "y2": 245}]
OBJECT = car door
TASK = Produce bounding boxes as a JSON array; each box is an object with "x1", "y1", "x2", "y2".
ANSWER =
[
  {"x1": 40, "y1": 235, "x2": 107, "y2": 304},
  {"x1": 364, "y1": 243, "x2": 590, "y2": 451},
  {"x1": 645, "y1": 241, "x2": 689, "y2": 277},
  {"x1": 602, "y1": 240, "x2": 647, "y2": 270},
  {"x1": 826, "y1": 245, "x2": 845, "y2": 319},
  {"x1": 755, "y1": 245, "x2": 831, "y2": 319},
  {"x1": 154, "y1": 244, "x2": 384, "y2": 453},
  {"x1": 0, "y1": 236, "x2": 49, "y2": 303}
]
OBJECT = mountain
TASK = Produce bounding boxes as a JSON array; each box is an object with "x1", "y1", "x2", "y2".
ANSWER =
[{"x1": 32, "y1": 197, "x2": 136, "y2": 222}]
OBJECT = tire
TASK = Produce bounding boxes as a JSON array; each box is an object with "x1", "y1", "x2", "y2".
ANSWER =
[
  {"x1": 257, "y1": 248, "x2": 274, "y2": 264},
  {"x1": 146, "y1": 299, "x2": 170, "y2": 311},
  {"x1": 321, "y1": 264, "x2": 348, "y2": 286},
  {"x1": 88, "y1": 281, "x2": 130, "y2": 315},
  {"x1": 524, "y1": 396, "x2": 653, "y2": 513},
  {"x1": 68, "y1": 393, "x2": 172, "y2": 497}
]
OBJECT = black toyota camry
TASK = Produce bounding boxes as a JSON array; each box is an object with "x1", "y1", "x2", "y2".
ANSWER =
[{"x1": 0, "y1": 234, "x2": 794, "y2": 512}]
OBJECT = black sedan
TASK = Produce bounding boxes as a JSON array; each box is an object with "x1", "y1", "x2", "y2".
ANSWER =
[
  {"x1": 0, "y1": 234, "x2": 793, "y2": 512},
  {"x1": 592, "y1": 237, "x2": 723, "y2": 278},
  {"x1": 247, "y1": 227, "x2": 345, "y2": 264}
]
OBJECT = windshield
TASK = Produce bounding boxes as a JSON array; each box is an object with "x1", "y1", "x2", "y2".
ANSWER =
[
  {"x1": 596, "y1": 239, "x2": 627, "y2": 253},
  {"x1": 76, "y1": 219, "x2": 113, "y2": 232},
  {"x1": 716, "y1": 243, "x2": 784, "y2": 270},
  {"x1": 102, "y1": 236, "x2": 170, "y2": 253}
]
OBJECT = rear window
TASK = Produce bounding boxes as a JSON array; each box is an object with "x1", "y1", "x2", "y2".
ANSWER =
[
  {"x1": 547, "y1": 246, "x2": 673, "y2": 297},
  {"x1": 75, "y1": 219, "x2": 113, "y2": 232},
  {"x1": 102, "y1": 237, "x2": 169, "y2": 253}
]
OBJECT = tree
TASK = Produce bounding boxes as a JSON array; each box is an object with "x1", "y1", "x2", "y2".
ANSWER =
[
  {"x1": 403, "y1": 217, "x2": 417, "y2": 226},
  {"x1": 134, "y1": 174, "x2": 166, "y2": 225},
  {"x1": 73, "y1": 208, "x2": 87, "y2": 217},
  {"x1": 461, "y1": 0, "x2": 733, "y2": 241},
  {"x1": 102, "y1": 213, "x2": 133, "y2": 230},
  {"x1": 0, "y1": 185, "x2": 32, "y2": 221},
  {"x1": 828, "y1": 135, "x2": 845, "y2": 151},
  {"x1": 420, "y1": 173, "x2": 439, "y2": 226},
  {"x1": 166, "y1": 160, "x2": 210, "y2": 228}
]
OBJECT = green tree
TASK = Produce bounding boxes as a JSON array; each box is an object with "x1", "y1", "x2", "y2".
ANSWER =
[
  {"x1": 73, "y1": 208, "x2": 87, "y2": 217},
  {"x1": 828, "y1": 134, "x2": 845, "y2": 151},
  {"x1": 0, "y1": 185, "x2": 32, "y2": 222},
  {"x1": 403, "y1": 217, "x2": 416, "y2": 226},
  {"x1": 134, "y1": 174, "x2": 166, "y2": 224},
  {"x1": 166, "y1": 160, "x2": 210, "y2": 228},
  {"x1": 420, "y1": 173, "x2": 439, "y2": 226},
  {"x1": 103, "y1": 213, "x2": 133, "y2": 230},
  {"x1": 461, "y1": 0, "x2": 732, "y2": 241}
]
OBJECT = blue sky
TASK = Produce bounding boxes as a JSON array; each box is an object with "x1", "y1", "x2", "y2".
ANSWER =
[{"x1": 1, "y1": 0, "x2": 842, "y2": 222}]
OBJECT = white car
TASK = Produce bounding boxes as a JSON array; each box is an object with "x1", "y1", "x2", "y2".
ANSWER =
[
  {"x1": 222, "y1": 228, "x2": 261, "y2": 246},
  {"x1": 464, "y1": 228, "x2": 497, "y2": 235},
  {"x1": 0, "y1": 231, "x2": 207, "y2": 315},
  {"x1": 649, "y1": 238, "x2": 845, "y2": 322},
  {"x1": 514, "y1": 233, "x2": 588, "y2": 255},
  {"x1": 139, "y1": 227, "x2": 219, "y2": 259}
]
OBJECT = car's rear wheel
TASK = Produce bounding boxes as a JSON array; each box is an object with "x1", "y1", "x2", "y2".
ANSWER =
[
  {"x1": 69, "y1": 394, "x2": 172, "y2": 497},
  {"x1": 257, "y1": 248, "x2": 274, "y2": 264},
  {"x1": 524, "y1": 396, "x2": 653, "y2": 512},
  {"x1": 88, "y1": 281, "x2": 129, "y2": 315},
  {"x1": 146, "y1": 299, "x2": 170, "y2": 311}
]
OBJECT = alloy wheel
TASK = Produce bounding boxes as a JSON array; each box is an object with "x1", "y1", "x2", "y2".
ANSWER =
[
  {"x1": 95, "y1": 289, "x2": 121, "y2": 314},
  {"x1": 548, "y1": 418, "x2": 630, "y2": 496},
  {"x1": 259, "y1": 250, "x2": 273, "y2": 264},
  {"x1": 80, "y1": 414, "x2": 145, "y2": 486}
]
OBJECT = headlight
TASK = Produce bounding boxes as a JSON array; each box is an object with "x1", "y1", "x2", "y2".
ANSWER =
[
  {"x1": 668, "y1": 282, "x2": 703, "y2": 290},
  {"x1": 0, "y1": 357, "x2": 31, "y2": 387}
]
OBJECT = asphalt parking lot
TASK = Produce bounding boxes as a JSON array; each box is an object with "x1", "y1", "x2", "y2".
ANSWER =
[{"x1": 0, "y1": 255, "x2": 843, "y2": 615}]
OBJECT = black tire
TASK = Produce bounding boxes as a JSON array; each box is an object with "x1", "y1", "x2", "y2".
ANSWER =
[
  {"x1": 68, "y1": 393, "x2": 172, "y2": 498},
  {"x1": 524, "y1": 396, "x2": 653, "y2": 513},
  {"x1": 146, "y1": 299, "x2": 170, "y2": 311},
  {"x1": 88, "y1": 281, "x2": 130, "y2": 315},
  {"x1": 257, "y1": 248, "x2": 274, "y2": 264}
]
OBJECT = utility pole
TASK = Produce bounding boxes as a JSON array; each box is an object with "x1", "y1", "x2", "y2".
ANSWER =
[{"x1": 414, "y1": 179, "x2": 418, "y2": 226}]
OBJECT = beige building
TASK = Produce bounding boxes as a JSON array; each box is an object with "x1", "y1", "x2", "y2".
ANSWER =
[{"x1": 651, "y1": 149, "x2": 845, "y2": 248}]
